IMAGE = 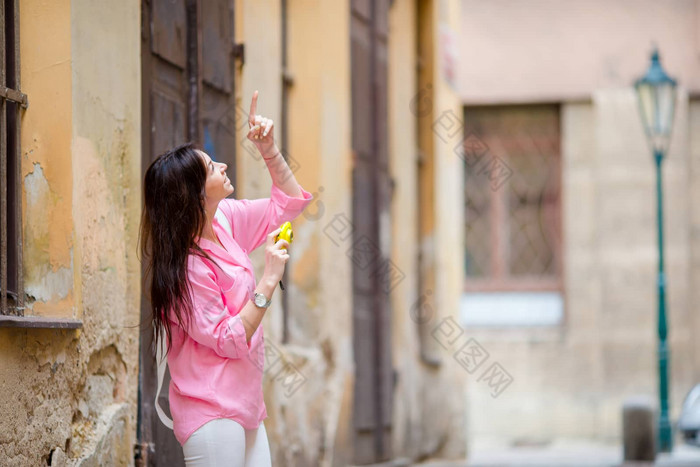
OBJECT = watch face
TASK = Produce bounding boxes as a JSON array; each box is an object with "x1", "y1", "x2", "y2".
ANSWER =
[{"x1": 255, "y1": 294, "x2": 266, "y2": 307}]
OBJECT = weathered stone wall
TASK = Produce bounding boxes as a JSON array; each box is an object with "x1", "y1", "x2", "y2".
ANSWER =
[
  {"x1": 234, "y1": 0, "x2": 466, "y2": 464},
  {"x1": 0, "y1": 0, "x2": 467, "y2": 465},
  {"x1": 390, "y1": 0, "x2": 468, "y2": 460},
  {"x1": 457, "y1": 0, "x2": 700, "y2": 449},
  {"x1": 234, "y1": 1, "x2": 352, "y2": 465},
  {"x1": 689, "y1": 98, "x2": 700, "y2": 387},
  {"x1": 464, "y1": 91, "x2": 700, "y2": 448},
  {"x1": 0, "y1": 0, "x2": 141, "y2": 465}
]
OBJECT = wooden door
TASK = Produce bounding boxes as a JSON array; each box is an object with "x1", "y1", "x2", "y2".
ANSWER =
[
  {"x1": 350, "y1": 0, "x2": 395, "y2": 463},
  {"x1": 138, "y1": 0, "x2": 237, "y2": 464}
]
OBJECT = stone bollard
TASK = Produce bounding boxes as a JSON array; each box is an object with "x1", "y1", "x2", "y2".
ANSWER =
[{"x1": 622, "y1": 395, "x2": 657, "y2": 462}]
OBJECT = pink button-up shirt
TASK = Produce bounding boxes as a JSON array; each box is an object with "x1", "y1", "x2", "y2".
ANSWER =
[{"x1": 166, "y1": 182, "x2": 313, "y2": 445}]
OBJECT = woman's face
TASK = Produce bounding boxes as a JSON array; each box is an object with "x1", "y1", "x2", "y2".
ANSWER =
[{"x1": 199, "y1": 150, "x2": 234, "y2": 203}]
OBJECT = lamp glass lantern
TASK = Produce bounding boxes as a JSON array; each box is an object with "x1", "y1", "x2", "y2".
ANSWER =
[{"x1": 634, "y1": 50, "x2": 677, "y2": 156}]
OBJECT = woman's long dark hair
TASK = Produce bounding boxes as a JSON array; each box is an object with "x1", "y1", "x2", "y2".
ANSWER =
[{"x1": 138, "y1": 142, "x2": 220, "y2": 354}]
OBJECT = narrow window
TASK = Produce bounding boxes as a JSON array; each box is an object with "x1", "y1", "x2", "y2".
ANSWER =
[{"x1": 462, "y1": 105, "x2": 563, "y2": 325}]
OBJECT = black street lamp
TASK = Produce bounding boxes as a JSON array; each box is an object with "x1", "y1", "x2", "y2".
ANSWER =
[{"x1": 634, "y1": 48, "x2": 678, "y2": 453}]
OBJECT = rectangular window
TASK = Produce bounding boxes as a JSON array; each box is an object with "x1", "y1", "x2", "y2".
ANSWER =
[
  {"x1": 1, "y1": 0, "x2": 27, "y2": 316},
  {"x1": 461, "y1": 105, "x2": 562, "y2": 325}
]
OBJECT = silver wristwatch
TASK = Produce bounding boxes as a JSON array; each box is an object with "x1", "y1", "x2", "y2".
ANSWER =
[{"x1": 253, "y1": 292, "x2": 272, "y2": 309}]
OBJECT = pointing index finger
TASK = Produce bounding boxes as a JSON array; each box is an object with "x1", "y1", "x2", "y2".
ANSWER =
[{"x1": 248, "y1": 91, "x2": 258, "y2": 128}]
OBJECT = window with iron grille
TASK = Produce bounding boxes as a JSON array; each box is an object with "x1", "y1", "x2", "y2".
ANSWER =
[
  {"x1": 1, "y1": 0, "x2": 27, "y2": 316},
  {"x1": 462, "y1": 105, "x2": 562, "y2": 293}
]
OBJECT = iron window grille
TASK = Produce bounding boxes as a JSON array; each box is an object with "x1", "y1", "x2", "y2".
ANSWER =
[{"x1": 1, "y1": 0, "x2": 28, "y2": 317}]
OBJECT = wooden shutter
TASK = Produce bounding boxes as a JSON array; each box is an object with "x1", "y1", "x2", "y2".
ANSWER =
[
  {"x1": 138, "y1": 0, "x2": 237, "y2": 464},
  {"x1": 350, "y1": 0, "x2": 395, "y2": 463}
]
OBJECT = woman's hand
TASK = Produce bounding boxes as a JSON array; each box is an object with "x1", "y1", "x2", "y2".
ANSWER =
[
  {"x1": 247, "y1": 90, "x2": 276, "y2": 158},
  {"x1": 262, "y1": 228, "x2": 289, "y2": 284}
]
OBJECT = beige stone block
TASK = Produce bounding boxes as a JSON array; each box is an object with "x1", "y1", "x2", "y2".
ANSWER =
[
  {"x1": 564, "y1": 168, "x2": 596, "y2": 249},
  {"x1": 593, "y1": 89, "x2": 648, "y2": 166},
  {"x1": 600, "y1": 340, "x2": 656, "y2": 393},
  {"x1": 562, "y1": 102, "x2": 595, "y2": 170}
]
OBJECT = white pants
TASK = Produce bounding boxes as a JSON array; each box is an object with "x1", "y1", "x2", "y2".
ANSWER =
[{"x1": 182, "y1": 418, "x2": 272, "y2": 467}]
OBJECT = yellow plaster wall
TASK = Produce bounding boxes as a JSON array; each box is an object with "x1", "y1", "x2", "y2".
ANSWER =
[
  {"x1": 407, "y1": 0, "x2": 468, "y2": 459},
  {"x1": 0, "y1": 0, "x2": 141, "y2": 464},
  {"x1": 388, "y1": 0, "x2": 423, "y2": 458},
  {"x1": 19, "y1": 0, "x2": 75, "y2": 318}
]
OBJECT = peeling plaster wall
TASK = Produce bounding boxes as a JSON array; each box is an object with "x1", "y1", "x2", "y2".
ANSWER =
[
  {"x1": 389, "y1": 0, "x2": 467, "y2": 461},
  {"x1": 236, "y1": 1, "x2": 347, "y2": 465},
  {"x1": 18, "y1": 0, "x2": 74, "y2": 319},
  {"x1": 0, "y1": 0, "x2": 141, "y2": 465},
  {"x1": 69, "y1": 0, "x2": 141, "y2": 463},
  {"x1": 425, "y1": 0, "x2": 468, "y2": 459},
  {"x1": 235, "y1": 0, "x2": 466, "y2": 465}
]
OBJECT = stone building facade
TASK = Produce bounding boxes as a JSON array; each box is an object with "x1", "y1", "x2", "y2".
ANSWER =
[{"x1": 458, "y1": 0, "x2": 700, "y2": 450}]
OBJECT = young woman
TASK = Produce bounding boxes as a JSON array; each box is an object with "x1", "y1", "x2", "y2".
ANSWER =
[{"x1": 139, "y1": 91, "x2": 313, "y2": 466}]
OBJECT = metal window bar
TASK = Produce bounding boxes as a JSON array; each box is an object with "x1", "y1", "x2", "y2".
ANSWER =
[{"x1": 1, "y1": 0, "x2": 28, "y2": 316}]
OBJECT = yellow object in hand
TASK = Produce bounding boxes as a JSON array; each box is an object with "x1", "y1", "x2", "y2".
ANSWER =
[
  {"x1": 275, "y1": 221, "x2": 293, "y2": 250},
  {"x1": 274, "y1": 222, "x2": 293, "y2": 291}
]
